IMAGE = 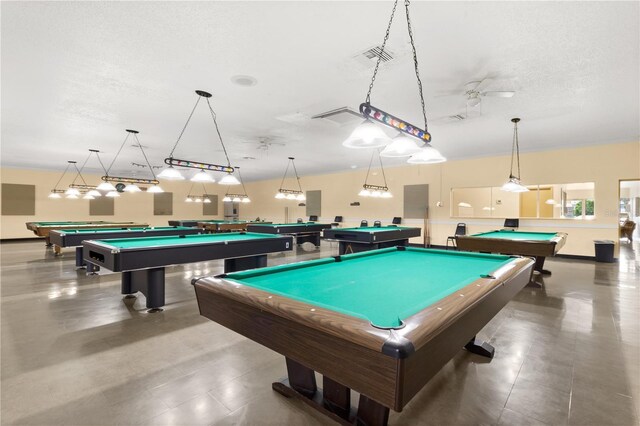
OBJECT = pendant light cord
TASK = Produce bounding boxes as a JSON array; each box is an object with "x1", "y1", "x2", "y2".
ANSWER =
[
  {"x1": 53, "y1": 162, "x2": 73, "y2": 190},
  {"x1": 279, "y1": 161, "x2": 291, "y2": 191},
  {"x1": 106, "y1": 133, "x2": 132, "y2": 174},
  {"x1": 364, "y1": 0, "x2": 429, "y2": 131},
  {"x1": 515, "y1": 121, "x2": 521, "y2": 179},
  {"x1": 404, "y1": 0, "x2": 429, "y2": 131},
  {"x1": 291, "y1": 159, "x2": 303, "y2": 192},
  {"x1": 378, "y1": 150, "x2": 389, "y2": 187},
  {"x1": 168, "y1": 96, "x2": 202, "y2": 159},
  {"x1": 133, "y1": 134, "x2": 158, "y2": 180},
  {"x1": 206, "y1": 99, "x2": 234, "y2": 168},
  {"x1": 364, "y1": 151, "x2": 375, "y2": 184},
  {"x1": 366, "y1": 0, "x2": 399, "y2": 104},
  {"x1": 509, "y1": 120, "x2": 521, "y2": 179},
  {"x1": 71, "y1": 152, "x2": 92, "y2": 186}
]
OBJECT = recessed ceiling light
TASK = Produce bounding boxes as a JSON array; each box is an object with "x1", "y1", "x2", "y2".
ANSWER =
[
  {"x1": 242, "y1": 156, "x2": 256, "y2": 160},
  {"x1": 231, "y1": 75, "x2": 257, "y2": 87},
  {"x1": 350, "y1": 165, "x2": 357, "y2": 169}
]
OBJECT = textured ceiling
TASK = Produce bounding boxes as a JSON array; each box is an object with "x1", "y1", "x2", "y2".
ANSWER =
[{"x1": 1, "y1": 1, "x2": 638, "y2": 182}]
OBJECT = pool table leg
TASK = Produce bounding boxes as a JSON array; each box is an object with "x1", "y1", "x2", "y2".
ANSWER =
[
  {"x1": 285, "y1": 357, "x2": 317, "y2": 397},
  {"x1": 86, "y1": 262, "x2": 100, "y2": 275},
  {"x1": 534, "y1": 256, "x2": 552, "y2": 275},
  {"x1": 45, "y1": 237, "x2": 52, "y2": 247},
  {"x1": 75, "y1": 247, "x2": 85, "y2": 268},
  {"x1": 274, "y1": 357, "x2": 390, "y2": 426},
  {"x1": 464, "y1": 336, "x2": 495, "y2": 358},
  {"x1": 121, "y1": 268, "x2": 165, "y2": 312}
]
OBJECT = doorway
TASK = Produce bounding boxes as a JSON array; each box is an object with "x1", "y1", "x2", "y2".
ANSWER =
[
  {"x1": 224, "y1": 202, "x2": 239, "y2": 220},
  {"x1": 619, "y1": 179, "x2": 640, "y2": 257}
]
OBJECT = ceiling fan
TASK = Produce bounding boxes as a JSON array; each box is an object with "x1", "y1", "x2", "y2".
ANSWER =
[{"x1": 463, "y1": 79, "x2": 515, "y2": 108}]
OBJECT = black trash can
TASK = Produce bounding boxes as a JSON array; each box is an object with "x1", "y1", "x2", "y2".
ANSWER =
[{"x1": 594, "y1": 240, "x2": 615, "y2": 263}]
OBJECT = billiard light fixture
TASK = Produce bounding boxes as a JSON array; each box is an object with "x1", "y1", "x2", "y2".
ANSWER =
[
  {"x1": 359, "y1": 150, "x2": 392, "y2": 198},
  {"x1": 99, "y1": 130, "x2": 164, "y2": 193},
  {"x1": 157, "y1": 90, "x2": 238, "y2": 184},
  {"x1": 65, "y1": 155, "x2": 102, "y2": 199},
  {"x1": 343, "y1": 0, "x2": 445, "y2": 164},
  {"x1": 223, "y1": 167, "x2": 251, "y2": 203},
  {"x1": 275, "y1": 157, "x2": 305, "y2": 201},
  {"x1": 501, "y1": 118, "x2": 529, "y2": 193},
  {"x1": 185, "y1": 183, "x2": 213, "y2": 204},
  {"x1": 48, "y1": 161, "x2": 76, "y2": 199}
]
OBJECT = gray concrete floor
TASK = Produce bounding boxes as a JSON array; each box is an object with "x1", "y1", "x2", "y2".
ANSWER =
[{"x1": 1, "y1": 240, "x2": 638, "y2": 425}]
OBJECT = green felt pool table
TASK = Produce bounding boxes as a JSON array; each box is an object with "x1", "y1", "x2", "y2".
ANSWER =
[
  {"x1": 456, "y1": 230, "x2": 567, "y2": 275},
  {"x1": 247, "y1": 222, "x2": 332, "y2": 247},
  {"x1": 83, "y1": 232, "x2": 293, "y2": 311},
  {"x1": 49, "y1": 226, "x2": 203, "y2": 265},
  {"x1": 197, "y1": 220, "x2": 272, "y2": 233},
  {"x1": 193, "y1": 247, "x2": 534, "y2": 425},
  {"x1": 25, "y1": 221, "x2": 149, "y2": 246},
  {"x1": 323, "y1": 226, "x2": 421, "y2": 254}
]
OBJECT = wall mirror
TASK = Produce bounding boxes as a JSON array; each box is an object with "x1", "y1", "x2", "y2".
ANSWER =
[{"x1": 451, "y1": 182, "x2": 595, "y2": 219}]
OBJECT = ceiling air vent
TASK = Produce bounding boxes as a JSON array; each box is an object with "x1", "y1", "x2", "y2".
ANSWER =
[
  {"x1": 362, "y1": 46, "x2": 394, "y2": 62},
  {"x1": 311, "y1": 107, "x2": 363, "y2": 126}
]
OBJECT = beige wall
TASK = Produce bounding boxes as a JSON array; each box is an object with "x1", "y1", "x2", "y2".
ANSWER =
[
  {"x1": 0, "y1": 169, "x2": 226, "y2": 238},
  {"x1": 2, "y1": 140, "x2": 639, "y2": 257}
]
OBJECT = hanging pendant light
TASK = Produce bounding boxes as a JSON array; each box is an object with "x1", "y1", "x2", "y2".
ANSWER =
[
  {"x1": 241, "y1": 197, "x2": 251, "y2": 203},
  {"x1": 66, "y1": 194, "x2": 79, "y2": 199},
  {"x1": 185, "y1": 196, "x2": 194, "y2": 203},
  {"x1": 65, "y1": 188, "x2": 81, "y2": 196},
  {"x1": 223, "y1": 195, "x2": 232, "y2": 202},
  {"x1": 219, "y1": 173, "x2": 240, "y2": 185},
  {"x1": 97, "y1": 181, "x2": 117, "y2": 191},
  {"x1": 407, "y1": 144, "x2": 446, "y2": 164},
  {"x1": 48, "y1": 191, "x2": 63, "y2": 199},
  {"x1": 123, "y1": 184, "x2": 141, "y2": 192},
  {"x1": 87, "y1": 189, "x2": 102, "y2": 197},
  {"x1": 343, "y1": 120, "x2": 392, "y2": 149},
  {"x1": 380, "y1": 134, "x2": 423, "y2": 157},
  {"x1": 357, "y1": 150, "x2": 393, "y2": 199},
  {"x1": 501, "y1": 118, "x2": 529, "y2": 193},
  {"x1": 147, "y1": 185, "x2": 164, "y2": 193},
  {"x1": 203, "y1": 197, "x2": 212, "y2": 203},
  {"x1": 82, "y1": 194, "x2": 95, "y2": 200},
  {"x1": 190, "y1": 170, "x2": 215, "y2": 183},
  {"x1": 105, "y1": 191, "x2": 120, "y2": 198},
  {"x1": 159, "y1": 90, "x2": 238, "y2": 183},
  {"x1": 157, "y1": 165, "x2": 185, "y2": 181},
  {"x1": 275, "y1": 157, "x2": 305, "y2": 201}
]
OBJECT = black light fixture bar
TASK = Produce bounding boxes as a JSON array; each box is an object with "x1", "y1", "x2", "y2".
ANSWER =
[
  {"x1": 102, "y1": 176, "x2": 160, "y2": 185},
  {"x1": 363, "y1": 183, "x2": 388, "y2": 191},
  {"x1": 360, "y1": 103, "x2": 431, "y2": 142},
  {"x1": 164, "y1": 157, "x2": 234, "y2": 174},
  {"x1": 69, "y1": 184, "x2": 98, "y2": 190},
  {"x1": 277, "y1": 189, "x2": 304, "y2": 195}
]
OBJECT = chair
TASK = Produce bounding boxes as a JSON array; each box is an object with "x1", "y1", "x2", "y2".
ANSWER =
[
  {"x1": 297, "y1": 218, "x2": 304, "y2": 223},
  {"x1": 446, "y1": 223, "x2": 467, "y2": 250},
  {"x1": 360, "y1": 220, "x2": 368, "y2": 227},
  {"x1": 331, "y1": 216, "x2": 343, "y2": 228},
  {"x1": 503, "y1": 218, "x2": 519, "y2": 230},
  {"x1": 621, "y1": 220, "x2": 636, "y2": 242},
  {"x1": 392, "y1": 217, "x2": 402, "y2": 225},
  {"x1": 373, "y1": 220, "x2": 382, "y2": 227},
  {"x1": 309, "y1": 215, "x2": 318, "y2": 222}
]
